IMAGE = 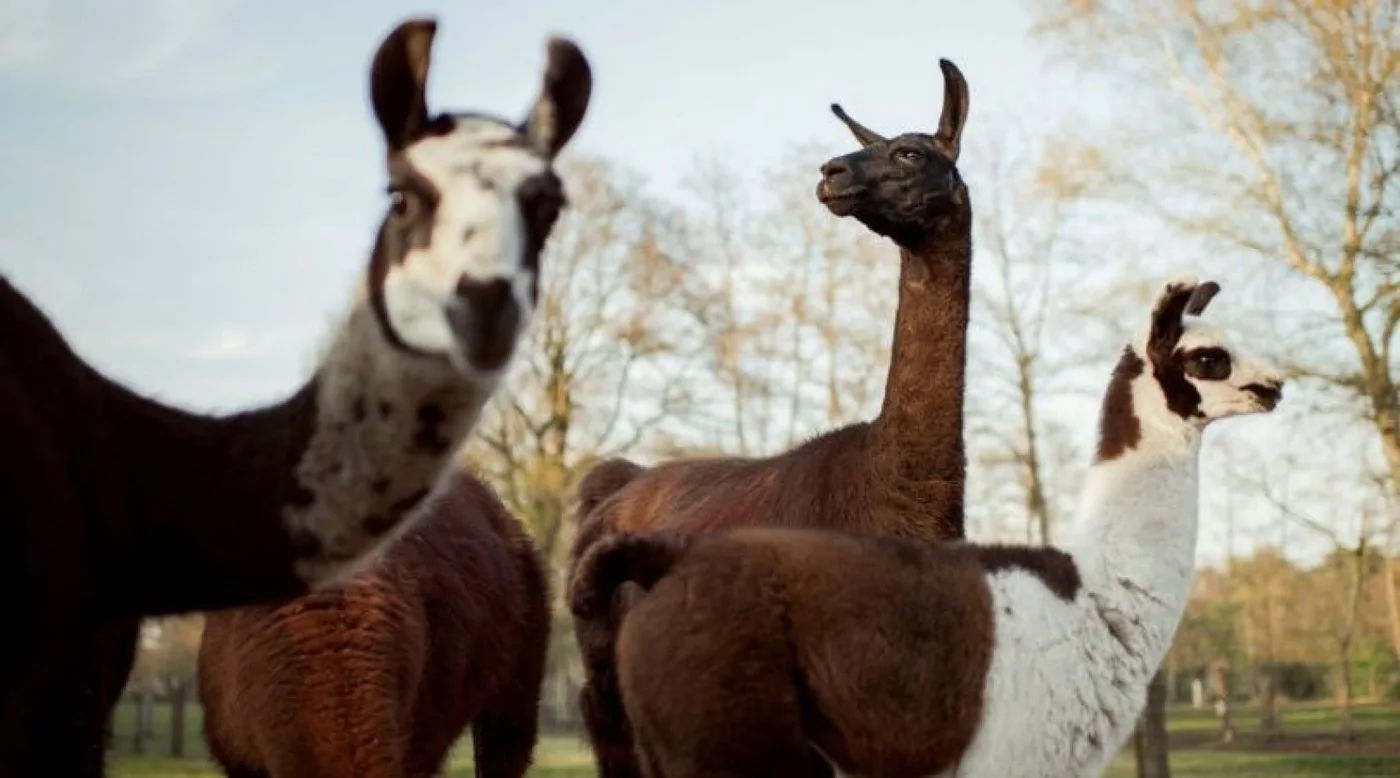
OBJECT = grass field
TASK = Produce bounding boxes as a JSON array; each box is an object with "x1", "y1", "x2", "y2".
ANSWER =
[{"x1": 106, "y1": 702, "x2": 1400, "y2": 778}]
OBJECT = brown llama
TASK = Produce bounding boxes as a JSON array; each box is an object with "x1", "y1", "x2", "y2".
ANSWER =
[
  {"x1": 574, "y1": 277, "x2": 1286, "y2": 778},
  {"x1": 198, "y1": 465, "x2": 548, "y2": 778},
  {"x1": 567, "y1": 60, "x2": 973, "y2": 778},
  {"x1": 0, "y1": 17, "x2": 590, "y2": 778}
]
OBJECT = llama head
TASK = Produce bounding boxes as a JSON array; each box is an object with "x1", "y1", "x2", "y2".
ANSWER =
[
  {"x1": 1139, "y1": 276, "x2": 1283, "y2": 425},
  {"x1": 366, "y1": 19, "x2": 592, "y2": 378},
  {"x1": 1097, "y1": 277, "x2": 1283, "y2": 462},
  {"x1": 815, "y1": 59, "x2": 969, "y2": 248}
]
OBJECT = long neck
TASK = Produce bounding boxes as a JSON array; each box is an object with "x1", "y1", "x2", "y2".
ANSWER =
[
  {"x1": 868, "y1": 219, "x2": 972, "y2": 539},
  {"x1": 109, "y1": 304, "x2": 489, "y2": 616},
  {"x1": 1064, "y1": 395, "x2": 1204, "y2": 672}
]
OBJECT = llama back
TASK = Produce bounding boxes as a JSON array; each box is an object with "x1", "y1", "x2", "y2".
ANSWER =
[{"x1": 198, "y1": 469, "x2": 549, "y2": 777}]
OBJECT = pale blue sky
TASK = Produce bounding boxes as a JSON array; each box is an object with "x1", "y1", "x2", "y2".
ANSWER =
[
  {"x1": 0, "y1": 0, "x2": 1116, "y2": 408},
  {"x1": 5, "y1": 1, "x2": 1349, "y2": 564}
]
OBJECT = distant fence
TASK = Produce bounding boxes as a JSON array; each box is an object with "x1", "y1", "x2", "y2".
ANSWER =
[
  {"x1": 1167, "y1": 659, "x2": 1400, "y2": 707},
  {"x1": 108, "y1": 688, "x2": 586, "y2": 761}
]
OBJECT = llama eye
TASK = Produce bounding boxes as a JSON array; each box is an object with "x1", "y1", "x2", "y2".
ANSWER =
[
  {"x1": 896, "y1": 148, "x2": 924, "y2": 163},
  {"x1": 1184, "y1": 352, "x2": 1232, "y2": 381},
  {"x1": 388, "y1": 189, "x2": 408, "y2": 216}
]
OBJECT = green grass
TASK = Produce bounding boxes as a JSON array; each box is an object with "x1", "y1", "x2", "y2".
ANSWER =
[
  {"x1": 1103, "y1": 751, "x2": 1400, "y2": 777},
  {"x1": 1164, "y1": 701, "x2": 1400, "y2": 735},
  {"x1": 107, "y1": 704, "x2": 1400, "y2": 778}
]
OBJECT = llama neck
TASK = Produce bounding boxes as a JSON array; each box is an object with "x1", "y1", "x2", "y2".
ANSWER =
[
  {"x1": 868, "y1": 218, "x2": 972, "y2": 539},
  {"x1": 1063, "y1": 420, "x2": 1203, "y2": 672},
  {"x1": 116, "y1": 302, "x2": 491, "y2": 614}
]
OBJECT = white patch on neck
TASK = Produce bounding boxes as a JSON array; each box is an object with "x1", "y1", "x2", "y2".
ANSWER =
[{"x1": 283, "y1": 305, "x2": 493, "y2": 585}]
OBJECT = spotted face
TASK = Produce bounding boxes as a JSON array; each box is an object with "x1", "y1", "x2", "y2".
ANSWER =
[
  {"x1": 1141, "y1": 277, "x2": 1284, "y2": 425},
  {"x1": 366, "y1": 20, "x2": 591, "y2": 378},
  {"x1": 816, "y1": 59, "x2": 970, "y2": 248}
]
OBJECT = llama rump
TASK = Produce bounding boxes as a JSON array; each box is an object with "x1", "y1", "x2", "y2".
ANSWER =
[
  {"x1": 199, "y1": 466, "x2": 548, "y2": 778},
  {"x1": 0, "y1": 17, "x2": 590, "y2": 777},
  {"x1": 573, "y1": 276, "x2": 1286, "y2": 778},
  {"x1": 568, "y1": 60, "x2": 974, "y2": 778}
]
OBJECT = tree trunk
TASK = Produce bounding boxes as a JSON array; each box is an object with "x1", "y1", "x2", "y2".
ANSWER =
[
  {"x1": 1386, "y1": 556, "x2": 1400, "y2": 662},
  {"x1": 1338, "y1": 645, "x2": 1356, "y2": 742},
  {"x1": 133, "y1": 691, "x2": 154, "y2": 754},
  {"x1": 1209, "y1": 660, "x2": 1235, "y2": 744},
  {"x1": 170, "y1": 683, "x2": 187, "y2": 758},
  {"x1": 1133, "y1": 668, "x2": 1171, "y2": 778},
  {"x1": 1256, "y1": 670, "x2": 1280, "y2": 742}
]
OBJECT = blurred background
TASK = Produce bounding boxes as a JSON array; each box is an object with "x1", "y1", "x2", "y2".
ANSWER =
[{"x1": 1, "y1": 0, "x2": 1396, "y2": 776}]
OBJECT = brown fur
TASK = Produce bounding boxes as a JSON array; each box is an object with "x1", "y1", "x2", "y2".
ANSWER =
[
  {"x1": 0, "y1": 275, "x2": 322, "y2": 777},
  {"x1": 199, "y1": 470, "x2": 549, "y2": 778},
  {"x1": 567, "y1": 61, "x2": 975, "y2": 778},
  {"x1": 580, "y1": 528, "x2": 1007, "y2": 778}
]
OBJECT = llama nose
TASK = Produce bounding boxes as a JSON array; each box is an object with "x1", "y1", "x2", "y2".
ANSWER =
[
  {"x1": 448, "y1": 277, "x2": 519, "y2": 371},
  {"x1": 820, "y1": 159, "x2": 851, "y2": 182}
]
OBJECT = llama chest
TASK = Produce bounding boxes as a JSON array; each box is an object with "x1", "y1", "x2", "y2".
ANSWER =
[{"x1": 943, "y1": 571, "x2": 1154, "y2": 778}]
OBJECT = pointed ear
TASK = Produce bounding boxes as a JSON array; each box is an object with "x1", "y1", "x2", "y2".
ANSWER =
[
  {"x1": 935, "y1": 59, "x2": 969, "y2": 162},
  {"x1": 523, "y1": 37, "x2": 593, "y2": 158},
  {"x1": 1148, "y1": 276, "x2": 1201, "y2": 360},
  {"x1": 830, "y1": 103, "x2": 886, "y2": 148},
  {"x1": 1184, "y1": 281, "x2": 1221, "y2": 316},
  {"x1": 370, "y1": 19, "x2": 437, "y2": 150}
]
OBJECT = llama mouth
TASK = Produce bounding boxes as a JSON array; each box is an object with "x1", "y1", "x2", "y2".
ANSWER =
[{"x1": 816, "y1": 182, "x2": 864, "y2": 215}]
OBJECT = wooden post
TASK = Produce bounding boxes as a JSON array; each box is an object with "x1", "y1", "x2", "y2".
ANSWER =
[{"x1": 170, "y1": 683, "x2": 187, "y2": 758}]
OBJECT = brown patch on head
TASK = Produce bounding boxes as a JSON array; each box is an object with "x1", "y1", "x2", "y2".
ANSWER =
[
  {"x1": 377, "y1": 400, "x2": 393, "y2": 418},
  {"x1": 370, "y1": 477, "x2": 391, "y2": 494},
  {"x1": 1146, "y1": 280, "x2": 1220, "y2": 421},
  {"x1": 413, "y1": 403, "x2": 452, "y2": 455},
  {"x1": 1096, "y1": 347, "x2": 1144, "y2": 462},
  {"x1": 971, "y1": 544, "x2": 1082, "y2": 602}
]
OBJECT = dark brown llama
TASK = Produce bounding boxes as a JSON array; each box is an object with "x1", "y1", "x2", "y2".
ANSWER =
[
  {"x1": 574, "y1": 277, "x2": 1286, "y2": 778},
  {"x1": 199, "y1": 466, "x2": 549, "y2": 778},
  {"x1": 0, "y1": 17, "x2": 590, "y2": 778},
  {"x1": 567, "y1": 60, "x2": 973, "y2": 778}
]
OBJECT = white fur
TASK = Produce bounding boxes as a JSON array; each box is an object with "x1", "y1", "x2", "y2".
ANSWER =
[
  {"x1": 382, "y1": 117, "x2": 547, "y2": 374},
  {"x1": 284, "y1": 305, "x2": 495, "y2": 585},
  {"x1": 939, "y1": 279, "x2": 1283, "y2": 778}
]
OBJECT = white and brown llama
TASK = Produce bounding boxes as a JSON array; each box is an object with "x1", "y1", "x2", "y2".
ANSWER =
[
  {"x1": 0, "y1": 17, "x2": 591, "y2": 777},
  {"x1": 572, "y1": 276, "x2": 1285, "y2": 778}
]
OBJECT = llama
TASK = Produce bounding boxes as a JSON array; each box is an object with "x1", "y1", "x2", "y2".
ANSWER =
[
  {"x1": 572, "y1": 276, "x2": 1285, "y2": 778},
  {"x1": 198, "y1": 464, "x2": 548, "y2": 778},
  {"x1": 568, "y1": 60, "x2": 973, "y2": 778},
  {"x1": 0, "y1": 18, "x2": 590, "y2": 778}
]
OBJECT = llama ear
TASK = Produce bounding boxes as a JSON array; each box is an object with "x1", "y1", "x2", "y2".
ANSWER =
[
  {"x1": 1184, "y1": 281, "x2": 1221, "y2": 316},
  {"x1": 370, "y1": 19, "x2": 437, "y2": 151},
  {"x1": 1148, "y1": 276, "x2": 1201, "y2": 359},
  {"x1": 935, "y1": 59, "x2": 969, "y2": 162},
  {"x1": 830, "y1": 103, "x2": 886, "y2": 148},
  {"x1": 522, "y1": 37, "x2": 593, "y2": 159}
]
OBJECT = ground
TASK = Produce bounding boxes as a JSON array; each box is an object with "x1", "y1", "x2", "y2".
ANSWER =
[{"x1": 105, "y1": 701, "x2": 1400, "y2": 777}]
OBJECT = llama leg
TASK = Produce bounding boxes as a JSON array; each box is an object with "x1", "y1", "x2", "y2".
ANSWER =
[
  {"x1": 471, "y1": 634, "x2": 549, "y2": 778},
  {"x1": 578, "y1": 670, "x2": 644, "y2": 778}
]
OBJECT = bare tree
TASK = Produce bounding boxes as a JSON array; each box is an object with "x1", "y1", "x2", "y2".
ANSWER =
[
  {"x1": 1251, "y1": 449, "x2": 1397, "y2": 741},
  {"x1": 966, "y1": 130, "x2": 1092, "y2": 545},
  {"x1": 464, "y1": 157, "x2": 697, "y2": 724},
  {"x1": 1029, "y1": 0, "x2": 1400, "y2": 504}
]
